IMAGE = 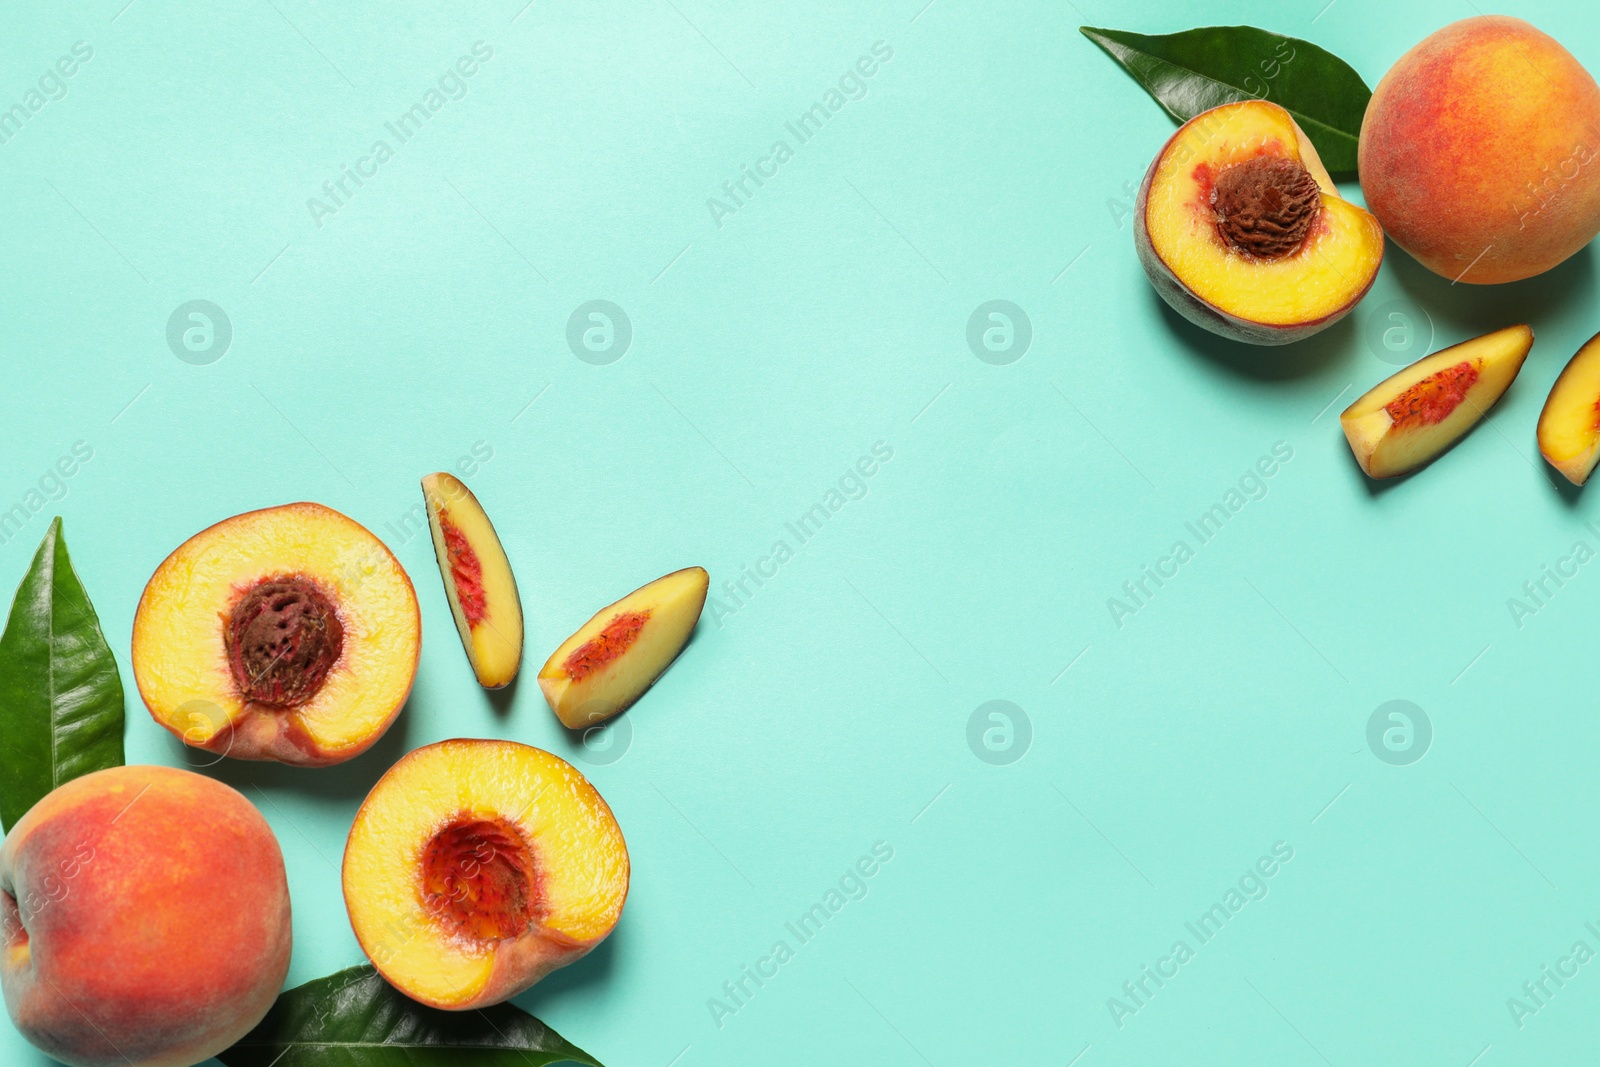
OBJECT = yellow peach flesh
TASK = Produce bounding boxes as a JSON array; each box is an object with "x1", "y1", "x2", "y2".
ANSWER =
[
  {"x1": 422, "y1": 474, "x2": 523, "y2": 689},
  {"x1": 538, "y1": 567, "x2": 709, "y2": 730},
  {"x1": 1144, "y1": 102, "x2": 1383, "y2": 327},
  {"x1": 132, "y1": 503, "x2": 420, "y2": 765},
  {"x1": 1538, "y1": 332, "x2": 1600, "y2": 485},
  {"x1": 1341, "y1": 325, "x2": 1533, "y2": 477},
  {"x1": 342, "y1": 740, "x2": 627, "y2": 1010}
]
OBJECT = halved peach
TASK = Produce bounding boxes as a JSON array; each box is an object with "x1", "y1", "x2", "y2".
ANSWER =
[
  {"x1": 1135, "y1": 99, "x2": 1384, "y2": 345},
  {"x1": 422, "y1": 473, "x2": 523, "y2": 688},
  {"x1": 1538, "y1": 331, "x2": 1600, "y2": 485},
  {"x1": 341, "y1": 739, "x2": 628, "y2": 1010},
  {"x1": 538, "y1": 567, "x2": 708, "y2": 730},
  {"x1": 1341, "y1": 325, "x2": 1534, "y2": 478},
  {"x1": 132, "y1": 502, "x2": 421, "y2": 767}
]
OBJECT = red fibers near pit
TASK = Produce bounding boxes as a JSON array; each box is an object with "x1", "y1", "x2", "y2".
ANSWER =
[
  {"x1": 1384, "y1": 360, "x2": 1480, "y2": 430},
  {"x1": 421, "y1": 817, "x2": 539, "y2": 941},
  {"x1": 439, "y1": 512, "x2": 487, "y2": 629},
  {"x1": 563, "y1": 611, "x2": 650, "y2": 681}
]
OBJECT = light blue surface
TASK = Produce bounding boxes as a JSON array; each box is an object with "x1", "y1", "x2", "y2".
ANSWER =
[{"x1": 3, "y1": 0, "x2": 1600, "y2": 1063}]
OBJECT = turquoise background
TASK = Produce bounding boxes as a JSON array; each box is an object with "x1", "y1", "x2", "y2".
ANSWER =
[{"x1": 3, "y1": 0, "x2": 1600, "y2": 1063}]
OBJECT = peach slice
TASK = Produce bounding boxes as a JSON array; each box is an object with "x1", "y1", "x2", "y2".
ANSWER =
[
  {"x1": 341, "y1": 739, "x2": 628, "y2": 1010},
  {"x1": 538, "y1": 567, "x2": 708, "y2": 730},
  {"x1": 1, "y1": 766, "x2": 291, "y2": 1067},
  {"x1": 132, "y1": 502, "x2": 421, "y2": 767},
  {"x1": 1538, "y1": 331, "x2": 1600, "y2": 485},
  {"x1": 1341, "y1": 325, "x2": 1534, "y2": 478},
  {"x1": 422, "y1": 473, "x2": 523, "y2": 689},
  {"x1": 1135, "y1": 99, "x2": 1384, "y2": 345}
]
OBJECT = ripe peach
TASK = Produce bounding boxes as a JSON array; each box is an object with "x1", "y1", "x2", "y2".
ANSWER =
[
  {"x1": 342, "y1": 739, "x2": 628, "y2": 1009},
  {"x1": 0, "y1": 766, "x2": 291, "y2": 1067},
  {"x1": 1135, "y1": 100, "x2": 1384, "y2": 345},
  {"x1": 1360, "y1": 16, "x2": 1600, "y2": 284},
  {"x1": 133, "y1": 503, "x2": 421, "y2": 767}
]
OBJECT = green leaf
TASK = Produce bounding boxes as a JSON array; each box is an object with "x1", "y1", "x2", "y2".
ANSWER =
[
  {"x1": 0, "y1": 518, "x2": 125, "y2": 832},
  {"x1": 217, "y1": 966, "x2": 607, "y2": 1067},
  {"x1": 1081, "y1": 25, "x2": 1372, "y2": 174}
]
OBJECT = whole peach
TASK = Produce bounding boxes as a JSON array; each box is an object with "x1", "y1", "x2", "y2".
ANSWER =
[
  {"x1": 1359, "y1": 16, "x2": 1600, "y2": 284},
  {"x1": 0, "y1": 766, "x2": 291, "y2": 1067}
]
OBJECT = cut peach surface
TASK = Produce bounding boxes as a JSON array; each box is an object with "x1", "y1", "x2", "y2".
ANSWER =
[
  {"x1": 1135, "y1": 100, "x2": 1384, "y2": 345},
  {"x1": 538, "y1": 567, "x2": 708, "y2": 730},
  {"x1": 1341, "y1": 325, "x2": 1534, "y2": 478},
  {"x1": 1538, "y1": 331, "x2": 1600, "y2": 485},
  {"x1": 341, "y1": 739, "x2": 628, "y2": 1010},
  {"x1": 422, "y1": 474, "x2": 523, "y2": 689},
  {"x1": 132, "y1": 502, "x2": 421, "y2": 767},
  {"x1": 1, "y1": 766, "x2": 290, "y2": 1067}
]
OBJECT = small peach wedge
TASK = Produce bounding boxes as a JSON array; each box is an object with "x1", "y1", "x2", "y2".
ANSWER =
[
  {"x1": 132, "y1": 502, "x2": 421, "y2": 767},
  {"x1": 538, "y1": 567, "x2": 708, "y2": 730},
  {"x1": 422, "y1": 473, "x2": 523, "y2": 688},
  {"x1": 1538, "y1": 331, "x2": 1600, "y2": 485},
  {"x1": 341, "y1": 739, "x2": 628, "y2": 1010},
  {"x1": 1341, "y1": 325, "x2": 1534, "y2": 478}
]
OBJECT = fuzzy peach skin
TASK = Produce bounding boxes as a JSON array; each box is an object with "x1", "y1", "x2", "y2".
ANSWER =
[
  {"x1": 1360, "y1": 16, "x2": 1600, "y2": 284},
  {"x1": 0, "y1": 766, "x2": 291, "y2": 1067}
]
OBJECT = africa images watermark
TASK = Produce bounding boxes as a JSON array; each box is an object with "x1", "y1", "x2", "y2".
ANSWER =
[
  {"x1": 1106, "y1": 442, "x2": 1294, "y2": 629},
  {"x1": 1504, "y1": 520, "x2": 1600, "y2": 630},
  {"x1": 1504, "y1": 919, "x2": 1600, "y2": 1030},
  {"x1": 706, "y1": 841, "x2": 895, "y2": 1029},
  {"x1": 709, "y1": 440, "x2": 894, "y2": 626},
  {"x1": 1105, "y1": 840, "x2": 1295, "y2": 1030},
  {"x1": 0, "y1": 441, "x2": 95, "y2": 548},
  {"x1": 705, "y1": 40, "x2": 895, "y2": 229},
  {"x1": 0, "y1": 41, "x2": 93, "y2": 148},
  {"x1": 306, "y1": 41, "x2": 495, "y2": 228}
]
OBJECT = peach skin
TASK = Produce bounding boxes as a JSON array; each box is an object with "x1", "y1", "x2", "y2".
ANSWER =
[
  {"x1": 0, "y1": 766, "x2": 291, "y2": 1067},
  {"x1": 1360, "y1": 16, "x2": 1600, "y2": 284}
]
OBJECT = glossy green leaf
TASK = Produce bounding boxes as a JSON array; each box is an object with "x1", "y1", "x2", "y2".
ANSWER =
[
  {"x1": 0, "y1": 518, "x2": 125, "y2": 832},
  {"x1": 218, "y1": 966, "x2": 607, "y2": 1067},
  {"x1": 1081, "y1": 25, "x2": 1372, "y2": 174}
]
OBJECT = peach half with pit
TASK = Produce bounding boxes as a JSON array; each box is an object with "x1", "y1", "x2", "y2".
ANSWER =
[
  {"x1": 1341, "y1": 324, "x2": 1534, "y2": 478},
  {"x1": 1, "y1": 765, "x2": 291, "y2": 1067},
  {"x1": 1135, "y1": 99, "x2": 1384, "y2": 345},
  {"x1": 1360, "y1": 16, "x2": 1600, "y2": 284},
  {"x1": 1537, "y1": 331, "x2": 1600, "y2": 485},
  {"x1": 341, "y1": 739, "x2": 628, "y2": 1010},
  {"x1": 132, "y1": 502, "x2": 421, "y2": 767},
  {"x1": 422, "y1": 473, "x2": 523, "y2": 689},
  {"x1": 538, "y1": 566, "x2": 708, "y2": 730}
]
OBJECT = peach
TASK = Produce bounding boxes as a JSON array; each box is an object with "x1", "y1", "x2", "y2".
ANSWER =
[
  {"x1": 1537, "y1": 330, "x2": 1600, "y2": 485},
  {"x1": 1135, "y1": 99, "x2": 1384, "y2": 345},
  {"x1": 133, "y1": 502, "x2": 421, "y2": 767},
  {"x1": 1341, "y1": 324, "x2": 1534, "y2": 478},
  {"x1": 538, "y1": 566, "x2": 708, "y2": 730},
  {"x1": 341, "y1": 739, "x2": 628, "y2": 1009},
  {"x1": 422, "y1": 473, "x2": 523, "y2": 689},
  {"x1": 0, "y1": 766, "x2": 290, "y2": 1067},
  {"x1": 1360, "y1": 16, "x2": 1600, "y2": 284}
]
